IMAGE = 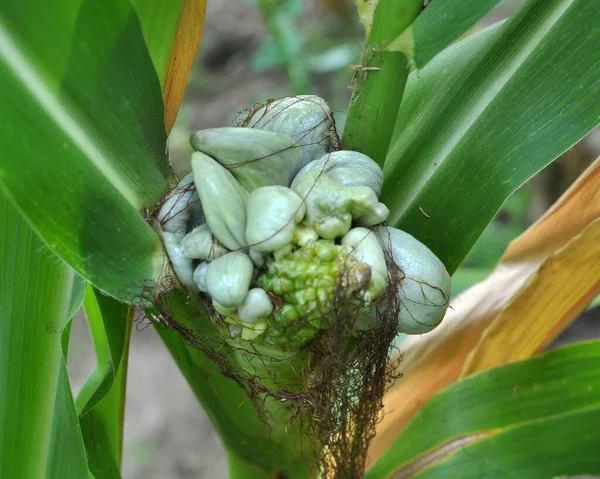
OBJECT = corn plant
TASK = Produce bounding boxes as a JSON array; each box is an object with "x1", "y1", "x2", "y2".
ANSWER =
[{"x1": 1, "y1": 0, "x2": 600, "y2": 478}]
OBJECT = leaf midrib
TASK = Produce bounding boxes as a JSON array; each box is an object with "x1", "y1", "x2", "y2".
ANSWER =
[{"x1": 388, "y1": 0, "x2": 574, "y2": 222}]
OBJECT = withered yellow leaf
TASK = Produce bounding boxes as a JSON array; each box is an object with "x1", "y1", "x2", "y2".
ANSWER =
[
  {"x1": 462, "y1": 218, "x2": 600, "y2": 375},
  {"x1": 163, "y1": 0, "x2": 207, "y2": 135}
]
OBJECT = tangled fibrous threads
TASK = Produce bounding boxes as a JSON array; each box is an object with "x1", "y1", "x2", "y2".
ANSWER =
[{"x1": 154, "y1": 95, "x2": 451, "y2": 478}]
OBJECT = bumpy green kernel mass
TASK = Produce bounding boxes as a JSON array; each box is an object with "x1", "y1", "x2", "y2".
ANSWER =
[{"x1": 260, "y1": 240, "x2": 370, "y2": 349}]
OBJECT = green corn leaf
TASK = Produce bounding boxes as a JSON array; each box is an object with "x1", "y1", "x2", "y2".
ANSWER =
[
  {"x1": 47, "y1": 277, "x2": 90, "y2": 479},
  {"x1": 387, "y1": 0, "x2": 504, "y2": 68},
  {"x1": 77, "y1": 285, "x2": 129, "y2": 416},
  {"x1": 46, "y1": 362, "x2": 90, "y2": 479},
  {"x1": 0, "y1": 192, "x2": 85, "y2": 479},
  {"x1": 79, "y1": 351, "x2": 130, "y2": 479},
  {"x1": 367, "y1": 340, "x2": 600, "y2": 478},
  {"x1": 61, "y1": 274, "x2": 88, "y2": 360},
  {"x1": 382, "y1": 0, "x2": 600, "y2": 274},
  {"x1": 0, "y1": 0, "x2": 170, "y2": 302},
  {"x1": 67, "y1": 274, "x2": 87, "y2": 321},
  {"x1": 131, "y1": 0, "x2": 207, "y2": 85},
  {"x1": 77, "y1": 285, "x2": 132, "y2": 478}
]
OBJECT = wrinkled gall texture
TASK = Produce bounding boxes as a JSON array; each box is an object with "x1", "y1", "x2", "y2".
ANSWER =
[
  {"x1": 260, "y1": 240, "x2": 371, "y2": 349},
  {"x1": 291, "y1": 150, "x2": 384, "y2": 196},
  {"x1": 292, "y1": 169, "x2": 389, "y2": 240},
  {"x1": 157, "y1": 95, "x2": 451, "y2": 350},
  {"x1": 237, "y1": 95, "x2": 337, "y2": 168},
  {"x1": 156, "y1": 95, "x2": 453, "y2": 479}
]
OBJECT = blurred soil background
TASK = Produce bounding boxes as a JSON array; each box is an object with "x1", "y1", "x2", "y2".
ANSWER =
[{"x1": 67, "y1": 0, "x2": 600, "y2": 477}]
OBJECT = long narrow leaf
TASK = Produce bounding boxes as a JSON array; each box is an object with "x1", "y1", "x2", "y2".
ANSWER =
[
  {"x1": 162, "y1": 1, "x2": 207, "y2": 134},
  {"x1": 461, "y1": 219, "x2": 600, "y2": 375},
  {"x1": 382, "y1": 0, "x2": 600, "y2": 273},
  {"x1": 68, "y1": 274, "x2": 87, "y2": 321},
  {"x1": 131, "y1": 0, "x2": 185, "y2": 87},
  {"x1": 78, "y1": 286, "x2": 129, "y2": 415},
  {"x1": 62, "y1": 274, "x2": 88, "y2": 359},
  {"x1": 47, "y1": 277, "x2": 90, "y2": 478},
  {"x1": 0, "y1": 0, "x2": 170, "y2": 301},
  {"x1": 45, "y1": 363, "x2": 90, "y2": 479},
  {"x1": 388, "y1": 0, "x2": 504, "y2": 67},
  {"x1": 0, "y1": 192, "x2": 77, "y2": 479},
  {"x1": 410, "y1": 408, "x2": 600, "y2": 479},
  {"x1": 367, "y1": 341, "x2": 600, "y2": 478},
  {"x1": 77, "y1": 286, "x2": 132, "y2": 478}
]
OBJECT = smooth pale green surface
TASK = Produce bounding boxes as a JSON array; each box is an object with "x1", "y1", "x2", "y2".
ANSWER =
[
  {"x1": 0, "y1": 192, "x2": 79, "y2": 479},
  {"x1": 130, "y1": 0, "x2": 184, "y2": 86},
  {"x1": 156, "y1": 290, "x2": 314, "y2": 478},
  {"x1": 0, "y1": 0, "x2": 169, "y2": 302},
  {"x1": 367, "y1": 340, "x2": 600, "y2": 478},
  {"x1": 190, "y1": 128, "x2": 303, "y2": 192},
  {"x1": 78, "y1": 285, "x2": 131, "y2": 478},
  {"x1": 342, "y1": 0, "x2": 422, "y2": 167},
  {"x1": 402, "y1": 0, "x2": 504, "y2": 67},
  {"x1": 382, "y1": 0, "x2": 600, "y2": 273}
]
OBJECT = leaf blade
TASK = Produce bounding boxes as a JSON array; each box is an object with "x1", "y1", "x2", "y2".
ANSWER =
[
  {"x1": 460, "y1": 161, "x2": 600, "y2": 373},
  {"x1": 382, "y1": 0, "x2": 600, "y2": 273},
  {"x1": 390, "y1": 0, "x2": 504, "y2": 67},
  {"x1": 342, "y1": 0, "x2": 423, "y2": 167},
  {"x1": 131, "y1": 0, "x2": 184, "y2": 87},
  {"x1": 0, "y1": 192, "x2": 76, "y2": 479},
  {"x1": 0, "y1": 0, "x2": 170, "y2": 301},
  {"x1": 45, "y1": 361, "x2": 90, "y2": 479},
  {"x1": 78, "y1": 286, "x2": 132, "y2": 478},
  {"x1": 367, "y1": 341, "x2": 600, "y2": 478}
]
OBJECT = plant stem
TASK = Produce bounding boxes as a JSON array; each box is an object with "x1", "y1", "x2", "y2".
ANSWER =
[
  {"x1": 227, "y1": 452, "x2": 273, "y2": 479},
  {"x1": 157, "y1": 291, "x2": 317, "y2": 478},
  {"x1": 343, "y1": 0, "x2": 423, "y2": 167},
  {"x1": 227, "y1": 450, "x2": 320, "y2": 479}
]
